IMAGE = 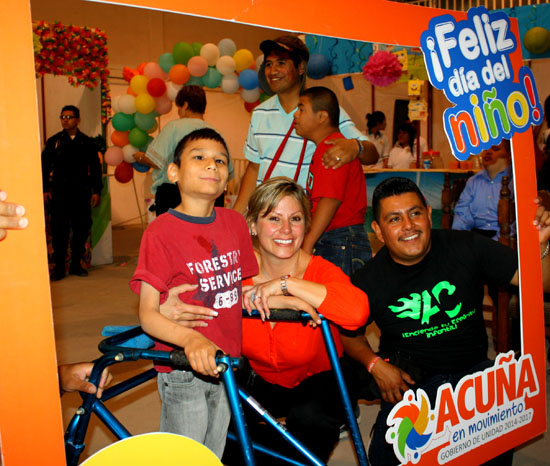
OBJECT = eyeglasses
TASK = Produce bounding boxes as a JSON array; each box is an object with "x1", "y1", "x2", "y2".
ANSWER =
[{"x1": 60, "y1": 115, "x2": 77, "y2": 120}]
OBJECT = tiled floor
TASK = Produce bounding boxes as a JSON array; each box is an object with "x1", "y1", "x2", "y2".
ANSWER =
[{"x1": 55, "y1": 225, "x2": 549, "y2": 465}]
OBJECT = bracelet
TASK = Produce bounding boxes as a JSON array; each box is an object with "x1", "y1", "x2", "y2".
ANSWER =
[
  {"x1": 280, "y1": 274, "x2": 291, "y2": 296},
  {"x1": 542, "y1": 241, "x2": 550, "y2": 260},
  {"x1": 356, "y1": 139, "x2": 363, "y2": 158},
  {"x1": 367, "y1": 356, "x2": 381, "y2": 373}
]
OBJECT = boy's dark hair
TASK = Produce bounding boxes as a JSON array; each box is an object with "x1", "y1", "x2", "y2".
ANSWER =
[
  {"x1": 366, "y1": 111, "x2": 385, "y2": 132},
  {"x1": 397, "y1": 122, "x2": 416, "y2": 151},
  {"x1": 175, "y1": 85, "x2": 206, "y2": 115},
  {"x1": 173, "y1": 128, "x2": 230, "y2": 167},
  {"x1": 372, "y1": 177, "x2": 427, "y2": 222},
  {"x1": 301, "y1": 86, "x2": 340, "y2": 127},
  {"x1": 61, "y1": 105, "x2": 80, "y2": 118}
]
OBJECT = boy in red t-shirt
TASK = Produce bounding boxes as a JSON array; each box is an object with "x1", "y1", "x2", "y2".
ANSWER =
[
  {"x1": 130, "y1": 128, "x2": 258, "y2": 457},
  {"x1": 294, "y1": 86, "x2": 371, "y2": 276}
]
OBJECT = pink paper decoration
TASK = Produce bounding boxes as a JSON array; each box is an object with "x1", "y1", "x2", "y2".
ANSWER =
[{"x1": 362, "y1": 50, "x2": 403, "y2": 87}]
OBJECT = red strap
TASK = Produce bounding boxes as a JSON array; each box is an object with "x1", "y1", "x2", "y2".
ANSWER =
[{"x1": 263, "y1": 122, "x2": 308, "y2": 183}]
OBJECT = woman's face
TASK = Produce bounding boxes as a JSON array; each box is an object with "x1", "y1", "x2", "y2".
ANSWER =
[
  {"x1": 398, "y1": 130, "x2": 410, "y2": 146},
  {"x1": 252, "y1": 195, "x2": 306, "y2": 260}
]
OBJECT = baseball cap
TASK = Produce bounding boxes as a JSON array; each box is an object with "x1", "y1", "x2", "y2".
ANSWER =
[{"x1": 260, "y1": 35, "x2": 310, "y2": 64}]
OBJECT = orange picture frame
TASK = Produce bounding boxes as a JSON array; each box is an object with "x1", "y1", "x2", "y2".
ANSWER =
[{"x1": 0, "y1": 1, "x2": 545, "y2": 465}]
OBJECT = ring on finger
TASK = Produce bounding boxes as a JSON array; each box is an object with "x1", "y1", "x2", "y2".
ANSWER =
[
  {"x1": 250, "y1": 292, "x2": 256, "y2": 302},
  {"x1": 336, "y1": 156, "x2": 341, "y2": 162}
]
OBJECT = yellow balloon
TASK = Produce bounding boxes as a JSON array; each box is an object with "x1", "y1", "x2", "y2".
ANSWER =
[
  {"x1": 233, "y1": 49, "x2": 254, "y2": 72},
  {"x1": 134, "y1": 93, "x2": 156, "y2": 114},
  {"x1": 81, "y1": 433, "x2": 222, "y2": 466},
  {"x1": 130, "y1": 75, "x2": 149, "y2": 95}
]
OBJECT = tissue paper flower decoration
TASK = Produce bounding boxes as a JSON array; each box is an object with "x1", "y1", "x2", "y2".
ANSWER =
[{"x1": 362, "y1": 50, "x2": 403, "y2": 87}]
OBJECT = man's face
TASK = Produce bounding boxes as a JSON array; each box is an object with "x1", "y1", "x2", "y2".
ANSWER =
[
  {"x1": 293, "y1": 96, "x2": 318, "y2": 140},
  {"x1": 263, "y1": 51, "x2": 304, "y2": 95},
  {"x1": 60, "y1": 110, "x2": 79, "y2": 132},
  {"x1": 480, "y1": 140, "x2": 510, "y2": 170},
  {"x1": 372, "y1": 192, "x2": 433, "y2": 266}
]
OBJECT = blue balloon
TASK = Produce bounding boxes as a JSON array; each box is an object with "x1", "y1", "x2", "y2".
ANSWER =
[
  {"x1": 133, "y1": 161, "x2": 150, "y2": 173},
  {"x1": 186, "y1": 75, "x2": 203, "y2": 87},
  {"x1": 238, "y1": 69, "x2": 259, "y2": 90},
  {"x1": 307, "y1": 54, "x2": 330, "y2": 80}
]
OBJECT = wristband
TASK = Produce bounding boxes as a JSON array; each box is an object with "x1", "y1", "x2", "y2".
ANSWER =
[
  {"x1": 280, "y1": 274, "x2": 291, "y2": 296},
  {"x1": 356, "y1": 139, "x2": 363, "y2": 157},
  {"x1": 542, "y1": 241, "x2": 550, "y2": 260},
  {"x1": 367, "y1": 356, "x2": 381, "y2": 373}
]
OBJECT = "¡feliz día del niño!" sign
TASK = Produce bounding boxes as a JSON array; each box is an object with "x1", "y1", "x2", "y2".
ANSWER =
[{"x1": 420, "y1": 6, "x2": 544, "y2": 161}]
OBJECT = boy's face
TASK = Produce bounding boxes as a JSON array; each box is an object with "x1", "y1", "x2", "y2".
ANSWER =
[
  {"x1": 480, "y1": 141, "x2": 511, "y2": 170},
  {"x1": 264, "y1": 51, "x2": 304, "y2": 95},
  {"x1": 167, "y1": 138, "x2": 229, "y2": 202},
  {"x1": 294, "y1": 95, "x2": 318, "y2": 140}
]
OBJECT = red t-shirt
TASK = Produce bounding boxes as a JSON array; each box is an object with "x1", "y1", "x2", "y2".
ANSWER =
[
  {"x1": 306, "y1": 132, "x2": 367, "y2": 231},
  {"x1": 130, "y1": 208, "x2": 258, "y2": 371},
  {"x1": 241, "y1": 255, "x2": 369, "y2": 388}
]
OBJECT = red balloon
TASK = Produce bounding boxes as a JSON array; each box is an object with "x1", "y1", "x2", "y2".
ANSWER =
[
  {"x1": 114, "y1": 161, "x2": 134, "y2": 183},
  {"x1": 147, "y1": 78, "x2": 167, "y2": 97},
  {"x1": 244, "y1": 100, "x2": 260, "y2": 113}
]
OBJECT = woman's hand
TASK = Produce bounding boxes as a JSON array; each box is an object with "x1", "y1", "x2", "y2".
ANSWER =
[
  {"x1": 243, "y1": 279, "x2": 283, "y2": 321},
  {"x1": 160, "y1": 284, "x2": 218, "y2": 328}
]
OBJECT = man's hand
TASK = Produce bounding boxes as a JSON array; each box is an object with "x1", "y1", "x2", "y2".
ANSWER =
[
  {"x1": 160, "y1": 284, "x2": 218, "y2": 328},
  {"x1": 322, "y1": 138, "x2": 359, "y2": 169},
  {"x1": 91, "y1": 194, "x2": 100, "y2": 208},
  {"x1": 370, "y1": 359, "x2": 415, "y2": 404},
  {"x1": 58, "y1": 363, "x2": 112, "y2": 398},
  {"x1": 0, "y1": 190, "x2": 28, "y2": 241}
]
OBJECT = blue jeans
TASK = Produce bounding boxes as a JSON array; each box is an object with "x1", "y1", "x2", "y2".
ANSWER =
[
  {"x1": 314, "y1": 224, "x2": 372, "y2": 277},
  {"x1": 157, "y1": 370, "x2": 230, "y2": 458},
  {"x1": 368, "y1": 359, "x2": 513, "y2": 466}
]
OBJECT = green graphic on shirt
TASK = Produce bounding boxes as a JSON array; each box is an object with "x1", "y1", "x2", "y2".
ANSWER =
[{"x1": 389, "y1": 280, "x2": 462, "y2": 325}]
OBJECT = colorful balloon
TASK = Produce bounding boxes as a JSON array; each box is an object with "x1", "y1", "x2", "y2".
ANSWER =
[
  {"x1": 255, "y1": 54, "x2": 264, "y2": 72},
  {"x1": 112, "y1": 112, "x2": 135, "y2": 131},
  {"x1": 200, "y1": 43, "x2": 220, "y2": 66},
  {"x1": 144, "y1": 62, "x2": 165, "y2": 80},
  {"x1": 173, "y1": 42, "x2": 194, "y2": 65},
  {"x1": 147, "y1": 121, "x2": 159, "y2": 134},
  {"x1": 130, "y1": 75, "x2": 149, "y2": 95},
  {"x1": 169, "y1": 64, "x2": 190, "y2": 85},
  {"x1": 118, "y1": 94, "x2": 136, "y2": 114},
  {"x1": 104, "y1": 146, "x2": 124, "y2": 166},
  {"x1": 216, "y1": 56, "x2": 236, "y2": 75},
  {"x1": 147, "y1": 78, "x2": 167, "y2": 97},
  {"x1": 218, "y1": 38, "x2": 237, "y2": 57},
  {"x1": 233, "y1": 49, "x2": 254, "y2": 72},
  {"x1": 524, "y1": 27, "x2": 550, "y2": 54},
  {"x1": 241, "y1": 87, "x2": 260, "y2": 103},
  {"x1": 134, "y1": 93, "x2": 156, "y2": 114},
  {"x1": 111, "y1": 130, "x2": 130, "y2": 147},
  {"x1": 111, "y1": 95, "x2": 122, "y2": 113},
  {"x1": 166, "y1": 81, "x2": 183, "y2": 101},
  {"x1": 307, "y1": 54, "x2": 330, "y2": 79},
  {"x1": 221, "y1": 73, "x2": 239, "y2": 94},
  {"x1": 114, "y1": 161, "x2": 134, "y2": 183},
  {"x1": 158, "y1": 52, "x2": 175, "y2": 73},
  {"x1": 191, "y1": 42, "x2": 203, "y2": 56},
  {"x1": 202, "y1": 67, "x2": 222, "y2": 89},
  {"x1": 133, "y1": 161, "x2": 151, "y2": 173},
  {"x1": 134, "y1": 112, "x2": 157, "y2": 131},
  {"x1": 128, "y1": 127, "x2": 148, "y2": 148},
  {"x1": 238, "y1": 69, "x2": 259, "y2": 90},
  {"x1": 155, "y1": 95, "x2": 172, "y2": 115},
  {"x1": 188, "y1": 56, "x2": 209, "y2": 77},
  {"x1": 122, "y1": 144, "x2": 139, "y2": 163}
]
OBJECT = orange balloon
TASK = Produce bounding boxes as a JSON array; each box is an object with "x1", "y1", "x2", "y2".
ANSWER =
[
  {"x1": 111, "y1": 130, "x2": 130, "y2": 147},
  {"x1": 169, "y1": 64, "x2": 190, "y2": 86},
  {"x1": 127, "y1": 86, "x2": 138, "y2": 97}
]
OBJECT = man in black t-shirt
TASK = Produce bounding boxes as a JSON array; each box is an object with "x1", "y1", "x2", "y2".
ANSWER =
[{"x1": 342, "y1": 177, "x2": 550, "y2": 465}]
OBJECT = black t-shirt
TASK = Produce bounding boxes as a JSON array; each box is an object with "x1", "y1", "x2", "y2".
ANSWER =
[{"x1": 352, "y1": 229, "x2": 518, "y2": 375}]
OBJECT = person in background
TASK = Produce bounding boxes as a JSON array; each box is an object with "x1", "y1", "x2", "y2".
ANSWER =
[
  {"x1": 386, "y1": 122, "x2": 428, "y2": 169},
  {"x1": 139, "y1": 85, "x2": 232, "y2": 215},
  {"x1": 452, "y1": 139, "x2": 513, "y2": 240},
  {"x1": 41, "y1": 105, "x2": 102, "y2": 281},
  {"x1": 232, "y1": 34, "x2": 378, "y2": 213},
  {"x1": 294, "y1": 86, "x2": 371, "y2": 275},
  {"x1": 365, "y1": 111, "x2": 389, "y2": 169}
]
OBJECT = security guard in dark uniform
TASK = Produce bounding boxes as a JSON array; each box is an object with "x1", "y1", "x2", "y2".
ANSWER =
[{"x1": 42, "y1": 105, "x2": 102, "y2": 281}]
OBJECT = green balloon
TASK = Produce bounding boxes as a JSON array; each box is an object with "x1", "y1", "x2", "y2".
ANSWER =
[
  {"x1": 191, "y1": 42, "x2": 203, "y2": 56},
  {"x1": 140, "y1": 135, "x2": 154, "y2": 152},
  {"x1": 134, "y1": 112, "x2": 157, "y2": 131},
  {"x1": 112, "y1": 112, "x2": 135, "y2": 132},
  {"x1": 259, "y1": 92, "x2": 270, "y2": 103},
  {"x1": 186, "y1": 75, "x2": 204, "y2": 87},
  {"x1": 128, "y1": 127, "x2": 148, "y2": 148},
  {"x1": 159, "y1": 52, "x2": 175, "y2": 73},
  {"x1": 202, "y1": 67, "x2": 222, "y2": 89},
  {"x1": 173, "y1": 42, "x2": 194, "y2": 65}
]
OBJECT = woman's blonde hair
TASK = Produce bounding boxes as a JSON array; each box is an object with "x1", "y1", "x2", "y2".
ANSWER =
[{"x1": 246, "y1": 177, "x2": 311, "y2": 231}]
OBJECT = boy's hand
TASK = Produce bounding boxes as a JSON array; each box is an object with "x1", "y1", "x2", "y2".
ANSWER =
[
  {"x1": 183, "y1": 331, "x2": 221, "y2": 378},
  {"x1": 160, "y1": 284, "x2": 218, "y2": 328}
]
